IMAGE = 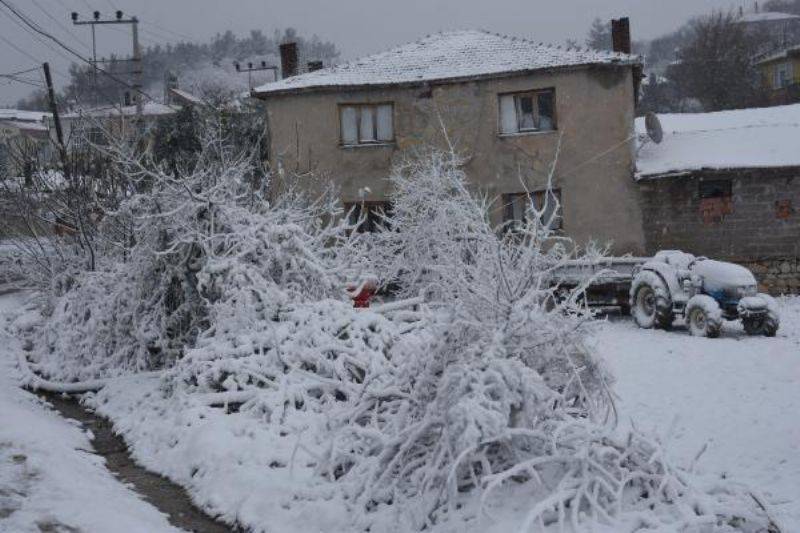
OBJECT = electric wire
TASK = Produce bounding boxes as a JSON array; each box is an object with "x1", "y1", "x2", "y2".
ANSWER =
[
  {"x1": 0, "y1": 0, "x2": 171, "y2": 107},
  {"x1": 29, "y1": 0, "x2": 92, "y2": 53}
]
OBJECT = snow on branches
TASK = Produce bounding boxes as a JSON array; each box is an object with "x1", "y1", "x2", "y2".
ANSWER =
[{"x1": 15, "y1": 120, "x2": 773, "y2": 531}]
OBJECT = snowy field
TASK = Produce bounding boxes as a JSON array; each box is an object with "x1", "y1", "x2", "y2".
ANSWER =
[
  {"x1": 1, "y1": 290, "x2": 798, "y2": 531},
  {"x1": 0, "y1": 291, "x2": 179, "y2": 533},
  {"x1": 591, "y1": 298, "x2": 800, "y2": 530}
]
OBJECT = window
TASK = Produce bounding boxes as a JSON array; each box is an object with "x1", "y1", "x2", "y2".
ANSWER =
[
  {"x1": 503, "y1": 189, "x2": 562, "y2": 230},
  {"x1": 774, "y1": 62, "x2": 794, "y2": 89},
  {"x1": 344, "y1": 201, "x2": 393, "y2": 233},
  {"x1": 340, "y1": 104, "x2": 394, "y2": 146},
  {"x1": 499, "y1": 89, "x2": 556, "y2": 135},
  {"x1": 698, "y1": 180, "x2": 732, "y2": 199}
]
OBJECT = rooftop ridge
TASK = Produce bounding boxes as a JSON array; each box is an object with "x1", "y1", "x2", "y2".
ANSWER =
[{"x1": 255, "y1": 29, "x2": 640, "y2": 96}]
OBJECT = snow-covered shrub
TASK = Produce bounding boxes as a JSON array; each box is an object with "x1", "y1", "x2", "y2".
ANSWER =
[
  {"x1": 23, "y1": 112, "x2": 367, "y2": 383},
  {"x1": 323, "y1": 148, "x2": 771, "y2": 531}
]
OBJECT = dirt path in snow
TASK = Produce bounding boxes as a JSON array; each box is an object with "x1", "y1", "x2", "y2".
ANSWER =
[{"x1": 38, "y1": 391, "x2": 237, "y2": 533}]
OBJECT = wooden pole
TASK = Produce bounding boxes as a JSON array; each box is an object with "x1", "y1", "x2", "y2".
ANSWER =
[{"x1": 43, "y1": 62, "x2": 69, "y2": 177}]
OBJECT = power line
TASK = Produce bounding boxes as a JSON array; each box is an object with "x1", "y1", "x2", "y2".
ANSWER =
[
  {"x1": 29, "y1": 0, "x2": 91, "y2": 53},
  {"x1": 0, "y1": 0, "x2": 167, "y2": 107},
  {"x1": 0, "y1": 7, "x2": 81, "y2": 72},
  {"x1": 0, "y1": 66, "x2": 41, "y2": 77},
  {"x1": 139, "y1": 17, "x2": 194, "y2": 42}
]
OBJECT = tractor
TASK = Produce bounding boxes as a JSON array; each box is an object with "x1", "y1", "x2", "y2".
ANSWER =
[{"x1": 629, "y1": 251, "x2": 780, "y2": 338}]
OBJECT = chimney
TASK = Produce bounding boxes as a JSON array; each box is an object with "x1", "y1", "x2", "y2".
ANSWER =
[
  {"x1": 307, "y1": 60, "x2": 323, "y2": 72},
  {"x1": 611, "y1": 17, "x2": 631, "y2": 54},
  {"x1": 279, "y1": 42, "x2": 298, "y2": 79}
]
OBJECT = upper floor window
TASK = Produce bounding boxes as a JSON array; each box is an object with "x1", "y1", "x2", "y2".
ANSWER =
[
  {"x1": 499, "y1": 89, "x2": 556, "y2": 135},
  {"x1": 340, "y1": 104, "x2": 394, "y2": 146}
]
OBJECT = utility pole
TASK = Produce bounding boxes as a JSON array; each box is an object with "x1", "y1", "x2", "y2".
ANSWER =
[
  {"x1": 71, "y1": 10, "x2": 143, "y2": 119},
  {"x1": 43, "y1": 62, "x2": 68, "y2": 178},
  {"x1": 234, "y1": 61, "x2": 278, "y2": 90}
]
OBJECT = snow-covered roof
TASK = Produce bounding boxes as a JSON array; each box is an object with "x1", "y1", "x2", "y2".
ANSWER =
[
  {"x1": 0, "y1": 109, "x2": 50, "y2": 123},
  {"x1": 756, "y1": 44, "x2": 800, "y2": 65},
  {"x1": 636, "y1": 104, "x2": 800, "y2": 179},
  {"x1": 738, "y1": 11, "x2": 800, "y2": 23},
  {"x1": 169, "y1": 88, "x2": 205, "y2": 106},
  {"x1": 254, "y1": 30, "x2": 639, "y2": 96},
  {"x1": 0, "y1": 119, "x2": 48, "y2": 133},
  {"x1": 62, "y1": 102, "x2": 178, "y2": 119}
]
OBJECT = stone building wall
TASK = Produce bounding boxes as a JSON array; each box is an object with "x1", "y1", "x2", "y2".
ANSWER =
[
  {"x1": 263, "y1": 65, "x2": 647, "y2": 256},
  {"x1": 638, "y1": 168, "x2": 800, "y2": 295}
]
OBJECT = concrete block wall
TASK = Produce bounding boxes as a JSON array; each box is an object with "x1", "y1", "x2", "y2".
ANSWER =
[{"x1": 638, "y1": 168, "x2": 800, "y2": 295}]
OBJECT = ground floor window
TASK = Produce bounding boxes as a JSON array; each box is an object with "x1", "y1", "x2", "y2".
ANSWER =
[
  {"x1": 503, "y1": 189, "x2": 562, "y2": 230},
  {"x1": 343, "y1": 201, "x2": 393, "y2": 232}
]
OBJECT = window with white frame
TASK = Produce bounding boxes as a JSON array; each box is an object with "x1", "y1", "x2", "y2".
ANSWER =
[
  {"x1": 503, "y1": 189, "x2": 562, "y2": 230},
  {"x1": 340, "y1": 104, "x2": 394, "y2": 145},
  {"x1": 499, "y1": 89, "x2": 556, "y2": 135}
]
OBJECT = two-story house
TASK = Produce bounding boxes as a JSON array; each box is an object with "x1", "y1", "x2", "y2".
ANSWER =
[{"x1": 254, "y1": 29, "x2": 646, "y2": 255}]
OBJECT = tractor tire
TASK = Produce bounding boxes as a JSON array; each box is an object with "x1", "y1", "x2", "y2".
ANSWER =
[
  {"x1": 743, "y1": 311, "x2": 780, "y2": 337},
  {"x1": 685, "y1": 295, "x2": 723, "y2": 338},
  {"x1": 630, "y1": 271, "x2": 673, "y2": 330}
]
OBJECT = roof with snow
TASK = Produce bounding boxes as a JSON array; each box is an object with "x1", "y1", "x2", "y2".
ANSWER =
[
  {"x1": 756, "y1": 44, "x2": 800, "y2": 65},
  {"x1": 0, "y1": 119, "x2": 48, "y2": 133},
  {"x1": 62, "y1": 102, "x2": 177, "y2": 119},
  {"x1": 254, "y1": 30, "x2": 639, "y2": 96},
  {"x1": 0, "y1": 109, "x2": 50, "y2": 123},
  {"x1": 635, "y1": 104, "x2": 800, "y2": 179},
  {"x1": 738, "y1": 11, "x2": 800, "y2": 23}
]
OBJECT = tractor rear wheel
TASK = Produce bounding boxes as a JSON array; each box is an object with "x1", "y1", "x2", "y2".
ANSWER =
[{"x1": 630, "y1": 272, "x2": 673, "y2": 330}]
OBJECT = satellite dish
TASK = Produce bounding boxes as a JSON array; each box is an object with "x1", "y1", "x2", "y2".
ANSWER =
[{"x1": 645, "y1": 112, "x2": 663, "y2": 144}]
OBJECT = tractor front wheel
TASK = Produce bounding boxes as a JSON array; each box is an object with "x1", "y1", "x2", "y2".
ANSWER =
[
  {"x1": 685, "y1": 295, "x2": 722, "y2": 338},
  {"x1": 742, "y1": 313, "x2": 779, "y2": 337}
]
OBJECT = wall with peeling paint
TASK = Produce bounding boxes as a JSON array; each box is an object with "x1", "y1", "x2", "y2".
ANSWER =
[{"x1": 263, "y1": 65, "x2": 646, "y2": 255}]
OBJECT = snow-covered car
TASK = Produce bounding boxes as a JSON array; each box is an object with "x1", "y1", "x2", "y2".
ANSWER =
[{"x1": 629, "y1": 251, "x2": 779, "y2": 338}]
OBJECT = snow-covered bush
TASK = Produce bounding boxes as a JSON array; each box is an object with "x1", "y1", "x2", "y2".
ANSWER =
[
  {"x1": 18, "y1": 124, "x2": 773, "y2": 531},
  {"x1": 23, "y1": 112, "x2": 367, "y2": 383},
  {"x1": 321, "y1": 148, "x2": 771, "y2": 531}
]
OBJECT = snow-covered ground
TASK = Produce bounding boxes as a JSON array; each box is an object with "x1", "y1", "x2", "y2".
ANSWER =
[
  {"x1": 591, "y1": 298, "x2": 800, "y2": 530},
  {"x1": 0, "y1": 291, "x2": 180, "y2": 533},
  {"x1": 2, "y1": 288, "x2": 797, "y2": 531}
]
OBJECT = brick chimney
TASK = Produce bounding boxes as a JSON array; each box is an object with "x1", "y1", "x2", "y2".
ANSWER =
[
  {"x1": 279, "y1": 42, "x2": 298, "y2": 78},
  {"x1": 307, "y1": 60, "x2": 323, "y2": 72},
  {"x1": 611, "y1": 17, "x2": 631, "y2": 54}
]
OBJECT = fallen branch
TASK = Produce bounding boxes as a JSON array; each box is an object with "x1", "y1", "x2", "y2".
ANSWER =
[{"x1": 17, "y1": 351, "x2": 162, "y2": 393}]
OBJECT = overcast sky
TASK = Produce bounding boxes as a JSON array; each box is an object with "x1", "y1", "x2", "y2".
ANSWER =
[{"x1": 1, "y1": 0, "x2": 748, "y2": 106}]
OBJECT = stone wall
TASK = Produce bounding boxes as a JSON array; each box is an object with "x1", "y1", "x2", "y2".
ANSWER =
[
  {"x1": 742, "y1": 258, "x2": 800, "y2": 295},
  {"x1": 638, "y1": 168, "x2": 800, "y2": 295}
]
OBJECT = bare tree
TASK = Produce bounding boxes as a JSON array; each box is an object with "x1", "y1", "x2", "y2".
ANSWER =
[
  {"x1": 585, "y1": 17, "x2": 613, "y2": 51},
  {"x1": 669, "y1": 11, "x2": 768, "y2": 111}
]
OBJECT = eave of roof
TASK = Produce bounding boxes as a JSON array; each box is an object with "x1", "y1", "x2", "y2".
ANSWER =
[
  {"x1": 253, "y1": 61, "x2": 638, "y2": 99},
  {"x1": 637, "y1": 165, "x2": 800, "y2": 181}
]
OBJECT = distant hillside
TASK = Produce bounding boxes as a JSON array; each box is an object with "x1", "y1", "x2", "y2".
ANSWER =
[{"x1": 16, "y1": 28, "x2": 339, "y2": 111}]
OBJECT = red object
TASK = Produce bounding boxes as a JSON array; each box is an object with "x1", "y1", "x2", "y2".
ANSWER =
[
  {"x1": 348, "y1": 279, "x2": 377, "y2": 308},
  {"x1": 352, "y1": 287, "x2": 375, "y2": 308}
]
